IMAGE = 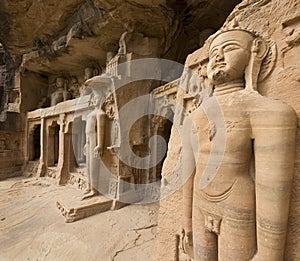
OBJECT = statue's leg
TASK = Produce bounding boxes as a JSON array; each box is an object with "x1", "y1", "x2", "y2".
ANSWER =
[
  {"x1": 218, "y1": 178, "x2": 256, "y2": 260},
  {"x1": 90, "y1": 156, "x2": 100, "y2": 196},
  {"x1": 193, "y1": 205, "x2": 218, "y2": 261},
  {"x1": 85, "y1": 139, "x2": 91, "y2": 192},
  {"x1": 218, "y1": 217, "x2": 256, "y2": 260},
  {"x1": 90, "y1": 134, "x2": 100, "y2": 195},
  {"x1": 82, "y1": 139, "x2": 92, "y2": 199}
]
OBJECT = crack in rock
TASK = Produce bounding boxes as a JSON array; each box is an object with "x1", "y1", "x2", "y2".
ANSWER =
[{"x1": 111, "y1": 224, "x2": 157, "y2": 261}]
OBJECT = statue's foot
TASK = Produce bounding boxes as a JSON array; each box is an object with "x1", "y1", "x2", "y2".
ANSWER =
[
  {"x1": 90, "y1": 189, "x2": 99, "y2": 197},
  {"x1": 81, "y1": 190, "x2": 99, "y2": 200},
  {"x1": 83, "y1": 188, "x2": 91, "y2": 195}
]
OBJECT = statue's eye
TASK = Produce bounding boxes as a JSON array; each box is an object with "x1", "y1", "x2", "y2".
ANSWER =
[
  {"x1": 223, "y1": 45, "x2": 240, "y2": 52},
  {"x1": 209, "y1": 49, "x2": 218, "y2": 58}
]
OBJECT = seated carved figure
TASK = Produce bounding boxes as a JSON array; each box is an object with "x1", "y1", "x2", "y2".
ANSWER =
[
  {"x1": 69, "y1": 76, "x2": 80, "y2": 98},
  {"x1": 182, "y1": 29, "x2": 297, "y2": 260},
  {"x1": 50, "y1": 76, "x2": 70, "y2": 106}
]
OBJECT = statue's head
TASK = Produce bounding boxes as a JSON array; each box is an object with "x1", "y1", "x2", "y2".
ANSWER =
[
  {"x1": 106, "y1": 52, "x2": 115, "y2": 64},
  {"x1": 207, "y1": 29, "x2": 269, "y2": 91},
  {"x1": 86, "y1": 74, "x2": 113, "y2": 107},
  {"x1": 55, "y1": 76, "x2": 65, "y2": 89},
  {"x1": 92, "y1": 94, "x2": 101, "y2": 107},
  {"x1": 84, "y1": 67, "x2": 96, "y2": 81},
  {"x1": 70, "y1": 76, "x2": 79, "y2": 87}
]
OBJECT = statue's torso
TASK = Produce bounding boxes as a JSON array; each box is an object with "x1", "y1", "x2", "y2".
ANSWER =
[
  {"x1": 191, "y1": 90, "x2": 294, "y2": 199},
  {"x1": 86, "y1": 109, "x2": 98, "y2": 135},
  {"x1": 51, "y1": 88, "x2": 68, "y2": 106},
  {"x1": 85, "y1": 108, "x2": 106, "y2": 135}
]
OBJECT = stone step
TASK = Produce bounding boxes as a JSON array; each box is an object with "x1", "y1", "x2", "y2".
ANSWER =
[{"x1": 56, "y1": 194, "x2": 113, "y2": 223}]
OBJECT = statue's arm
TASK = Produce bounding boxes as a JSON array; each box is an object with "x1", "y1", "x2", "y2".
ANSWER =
[
  {"x1": 253, "y1": 106, "x2": 297, "y2": 260},
  {"x1": 95, "y1": 110, "x2": 106, "y2": 156},
  {"x1": 63, "y1": 90, "x2": 70, "y2": 101},
  {"x1": 50, "y1": 93, "x2": 56, "y2": 106},
  {"x1": 182, "y1": 116, "x2": 196, "y2": 235}
]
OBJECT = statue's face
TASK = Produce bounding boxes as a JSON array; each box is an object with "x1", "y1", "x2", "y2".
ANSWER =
[
  {"x1": 207, "y1": 31, "x2": 254, "y2": 85},
  {"x1": 85, "y1": 68, "x2": 94, "y2": 80},
  {"x1": 56, "y1": 77, "x2": 65, "y2": 88},
  {"x1": 92, "y1": 94, "x2": 103, "y2": 107}
]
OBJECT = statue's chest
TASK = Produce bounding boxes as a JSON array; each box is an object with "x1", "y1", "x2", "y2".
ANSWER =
[{"x1": 193, "y1": 104, "x2": 252, "y2": 151}]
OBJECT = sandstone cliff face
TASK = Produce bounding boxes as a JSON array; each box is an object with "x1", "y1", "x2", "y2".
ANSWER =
[{"x1": 0, "y1": 0, "x2": 241, "y2": 71}]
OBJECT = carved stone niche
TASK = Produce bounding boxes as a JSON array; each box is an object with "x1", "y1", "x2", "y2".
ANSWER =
[
  {"x1": 28, "y1": 124, "x2": 41, "y2": 161},
  {"x1": 47, "y1": 120, "x2": 60, "y2": 168},
  {"x1": 0, "y1": 132, "x2": 21, "y2": 152},
  {"x1": 149, "y1": 80, "x2": 179, "y2": 183},
  {"x1": 6, "y1": 89, "x2": 20, "y2": 112}
]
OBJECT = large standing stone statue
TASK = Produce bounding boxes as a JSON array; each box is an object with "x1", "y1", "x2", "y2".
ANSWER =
[
  {"x1": 182, "y1": 29, "x2": 297, "y2": 260},
  {"x1": 82, "y1": 76, "x2": 108, "y2": 200},
  {"x1": 50, "y1": 76, "x2": 70, "y2": 106}
]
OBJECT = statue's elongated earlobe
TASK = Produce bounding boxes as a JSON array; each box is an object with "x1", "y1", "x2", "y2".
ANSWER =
[
  {"x1": 245, "y1": 37, "x2": 269, "y2": 91},
  {"x1": 253, "y1": 38, "x2": 269, "y2": 60}
]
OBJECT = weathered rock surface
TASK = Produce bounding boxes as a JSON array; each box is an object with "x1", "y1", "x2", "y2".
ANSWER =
[
  {"x1": 0, "y1": 0, "x2": 241, "y2": 73},
  {"x1": 0, "y1": 177, "x2": 159, "y2": 260}
]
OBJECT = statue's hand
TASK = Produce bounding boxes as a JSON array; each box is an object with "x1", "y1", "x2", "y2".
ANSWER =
[
  {"x1": 93, "y1": 145, "x2": 103, "y2": 158},
  {"x1": 83, "y1": 144, "x2": 87, "y2": 156},
  {"x1": 183, "y1": 230, "x2": 193, "y2": 247},
  {"x1": 251, "y1": 253, "x2": 263, "y2": 261},
  {"x1": 181, "y1": 228, "x2": 193, "y2": 258}
]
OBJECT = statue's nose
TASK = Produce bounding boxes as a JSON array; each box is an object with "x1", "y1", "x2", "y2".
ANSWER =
[{"x1": 215, "y1": 47, "x2": 224, "y2": 62}]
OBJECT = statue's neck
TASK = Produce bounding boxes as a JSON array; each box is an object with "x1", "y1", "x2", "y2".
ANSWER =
[{"x1": 213, "y1": 80, "x2": 244, "y2": 96}]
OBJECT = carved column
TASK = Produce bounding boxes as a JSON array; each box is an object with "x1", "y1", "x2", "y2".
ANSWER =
[
  {"x1": 56, "y1": 114, "x2": 68, "y2": 184},
  {"x1": 37, "y1": 117, "x2": 47, "y2": 176},
  {"x1": 47, "y1": 127, "x2": 55, "y2": 166}
]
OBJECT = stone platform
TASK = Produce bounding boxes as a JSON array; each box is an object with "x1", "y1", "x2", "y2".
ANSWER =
[{"x1": 56, "y1": 194, "x2": 113, "y2": 223}]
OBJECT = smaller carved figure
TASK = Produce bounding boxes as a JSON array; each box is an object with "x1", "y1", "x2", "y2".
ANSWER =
[
  {"x1": 85, "y1": 67, "x2": 96, "y2": 81},
  {"x1": 109, "y1": 118, "x2": 120, "y2": 149},
  {"x1": 82, "y1": 95, "x2": 105, "y2": 200},
  {"x1": 106, "y1": 52, "x2": 115, "y2": 66},
  {"x1": 0, "y1": 139, "x2": 6, "y2": 150},
  {"x1": 82, "y1": 75, "x2": 112, "y2": 200},
  {"x1": 118, "y1": 31, "x2": 128, "y2": 55},
  {"x1": 69, "y1": 76, "x2": 80, "y2": 98},
  {"x1": 50, "y1": 77, "x2": 70, "y2": 106}
]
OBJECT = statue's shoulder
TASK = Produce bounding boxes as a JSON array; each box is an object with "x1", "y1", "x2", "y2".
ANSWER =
[
  {"x1": 247, "y1": 91, "x2": 297, "y2": 126},
  {"x1": 190, "y1": 104, "x2": 207, "y2": 122},
  {"x1": 253, "y1": 92, "x2": 294, "y2": 112}
]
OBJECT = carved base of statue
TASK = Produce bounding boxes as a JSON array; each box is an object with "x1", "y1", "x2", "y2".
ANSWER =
[
  {"x1": 81, "y1": 187, "x2": 100, "y2": 200},
  {"x1": 56, "y1": 194, "x2": 113, "y2": 223}
]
